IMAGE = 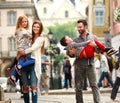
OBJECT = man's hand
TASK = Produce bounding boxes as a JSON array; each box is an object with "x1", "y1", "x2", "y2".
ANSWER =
[
  {"x1": 86, "y1": 40, "x2": 92, "y2": 44},
  {"x1": 89, "y1": 40, "x2": 97, "y2": 47}
]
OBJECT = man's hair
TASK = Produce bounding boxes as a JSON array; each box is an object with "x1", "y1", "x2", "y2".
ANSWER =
[
  {"x1": 77, "y1": 19, "x2": 88, "y2": 26},
  {"x1": 60, "y1": 36, "x2": 67, "y2": 46}
]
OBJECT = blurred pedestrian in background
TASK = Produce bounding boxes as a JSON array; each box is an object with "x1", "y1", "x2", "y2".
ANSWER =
[
  {"x1": 63, "y1": 58, "x2": 72, "y2": 89},
  {"x1": 110, "y1": 46, "x2": 120, "y2": 102},
  {"x1": 61, "y1": 57, "x2": 72, "y2": 89},
  {"x1": 60, "y1": 56, "x2": 69, "y2": 88},
  {"x1": 71, "y1": 61, "x2": 75, "y2": 88},
  {"x1": 40, "y1": 55, "x2": 50, "y2": 95},
  {"x1": 97, "y1": 51, "x2": 113, "y2": 88},
  {"x1": 94, "y1": 54, "x2": 101, "y2": 83}
]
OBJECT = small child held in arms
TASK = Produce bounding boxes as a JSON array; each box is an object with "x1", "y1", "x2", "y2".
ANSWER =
[{"x1": 60, "y1": 36, "x2": 115, "y2": 58}]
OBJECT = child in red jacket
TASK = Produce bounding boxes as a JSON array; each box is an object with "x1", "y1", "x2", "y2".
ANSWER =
[{"x1": 60, "y1": 36, "x2": 117, "y2": 58}]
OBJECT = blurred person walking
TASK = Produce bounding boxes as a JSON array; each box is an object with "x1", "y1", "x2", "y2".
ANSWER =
[
  {"x1": 63, "y1": 58, "x2": 72, "y2": 89},
  {"x1": 60, "y1": 57, "x2": 69, "y2": 88},
  {"x1": 71, "y1": 61, "x2": 75, "y2": 88},
  {"x1": 110, "y1": 46, "x2": 120, "y2": 102},
  {"x1": 97, "y1": 51, "x2": 113, "y2": 88},
  {"x1": 40, "y1": 55, "x2": 50, "y2": 95},
  {"x1": 94, "y1": 54, "x2": 101, "y2": 82},
  {"x1": 60, "y1": 57, "x2": 72, "y2": 89}
]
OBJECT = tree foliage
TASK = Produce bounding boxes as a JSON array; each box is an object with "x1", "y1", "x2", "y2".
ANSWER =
[
  {"x1": 45, "y1": 22, "x2": 77, "y2": 76},
  {"x1": 49, "y1": 21, "x2": 77, "y2": 42}
]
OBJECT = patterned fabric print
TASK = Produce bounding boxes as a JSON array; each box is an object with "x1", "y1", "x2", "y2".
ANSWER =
[{"x1": 15, "y1": 28, "x2": 32, "y2": 51}]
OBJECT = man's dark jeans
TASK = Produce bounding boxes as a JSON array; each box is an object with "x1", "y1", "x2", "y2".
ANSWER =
[{"x1": 75, "y1": 61, "x2": 101, "y2": 103}]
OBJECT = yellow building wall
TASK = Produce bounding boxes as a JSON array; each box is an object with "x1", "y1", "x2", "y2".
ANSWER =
[{"x1": 92, "y1": 0, "x2": 110, "y2": 37}]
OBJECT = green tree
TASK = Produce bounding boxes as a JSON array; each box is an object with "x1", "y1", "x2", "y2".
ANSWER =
[
  {"x1": 49, "y1": 22, "x2": 77, "y2": 42},
  {"x1": 45, "y1": 22, "x2": 77, "y2": 73},
  {"x1": 45, "y1": 22, "x2": 77, "y2": 89}
]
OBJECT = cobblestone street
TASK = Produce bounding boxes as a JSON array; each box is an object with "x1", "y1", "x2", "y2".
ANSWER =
[{"x1": 4, "y1": 91, "x2": 120, "y2": 103}]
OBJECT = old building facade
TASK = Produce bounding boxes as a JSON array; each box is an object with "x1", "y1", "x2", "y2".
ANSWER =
[
  {"x1": 36, "y1": 0, "x2": 87, "y2": 27},
  {"x1": 88, "y1": 0, "x2": 110, "y2": 41},
  {"x1": 88, "y1": 0, "x2": 120, "y2": 50},
  {"x1": 0, "y1": 0, "x2": 37, "y2": 77},
  {"x1": 110, "y1": 0, "x2": 120, "y2": 50}
]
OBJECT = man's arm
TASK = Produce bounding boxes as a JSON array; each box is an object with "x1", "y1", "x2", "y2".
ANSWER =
[
  {"x1": 41, "y1": 55, "x2": 50, "y2": 65},
  {"x1": 65, "y1": 41, "x2": 90, "y2": 50},
  {"x1": 42, "y1": 61, "x2": 50, "y2": 65}
]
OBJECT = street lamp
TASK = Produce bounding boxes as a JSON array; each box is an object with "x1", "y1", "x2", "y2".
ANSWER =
[{"x1": 48, "y1": 29, "x2": 54, "y2": 89}]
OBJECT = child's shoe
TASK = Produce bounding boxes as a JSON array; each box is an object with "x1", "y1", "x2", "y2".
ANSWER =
[
  {"x1": 15, "y1": 66, "x2": 21, "y2": 76},
  {"x1": 8, "y1": 76, "x2": 16, "y2": 87}
]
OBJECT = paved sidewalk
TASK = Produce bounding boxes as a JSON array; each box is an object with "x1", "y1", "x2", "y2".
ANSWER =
[
  {"x1": 41, "y1": 87, "x2": 116, "y2": 95},
  {"x1": 4, "y1": 87, "x2": 120, "y2": 103}
]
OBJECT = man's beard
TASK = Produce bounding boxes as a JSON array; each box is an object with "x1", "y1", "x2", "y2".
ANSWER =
[{"x1": 79, "y1": 29, "x2": 85, "y2": 35}]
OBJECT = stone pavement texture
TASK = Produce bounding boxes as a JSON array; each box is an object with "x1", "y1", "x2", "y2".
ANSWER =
[
  {"x1": 3, "y1": 87, "x2": 120, "y2": 103},
  {"x1": 41, "y1": 87, "x2": 113, "y2": 95}
]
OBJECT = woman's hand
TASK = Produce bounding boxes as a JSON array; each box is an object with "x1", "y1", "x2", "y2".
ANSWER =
[{"x1": 19, "y1": 51, "x2": 26, "y2": 56}]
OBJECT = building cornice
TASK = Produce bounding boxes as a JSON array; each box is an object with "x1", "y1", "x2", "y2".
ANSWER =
[{"x1": 0, "y1": 1, "x2": 34, "y2": 9}]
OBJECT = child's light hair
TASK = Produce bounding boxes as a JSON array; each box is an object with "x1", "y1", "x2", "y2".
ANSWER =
[{"x1": 15, "y1": 15, "x2": 29, "y2": 32}]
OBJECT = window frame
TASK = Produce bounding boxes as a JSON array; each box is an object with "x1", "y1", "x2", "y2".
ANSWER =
[
  {"x1": 94, "y1": 3, "x2": 105, "y2": 26},
  {"x1": 0, "y1": 12, "x2": 1, "y2": 26},
  {"x1": 43, "y1": 7, "x2": 47, "y2": 14},
  {"x1": 0, "y1": 38, "x2": 2, "y2": 57},
  {"x1": 7, "y1": 11, "x2": 16, "y2": 26},
  {"x1": 65, "y1": 10, "x2": 69, "y2": 18},
  {"x1": 8, "y1": 37, "x2": 16, "y2": 51}
]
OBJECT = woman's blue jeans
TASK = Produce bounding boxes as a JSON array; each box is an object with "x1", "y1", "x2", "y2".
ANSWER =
[{"x1": 19, "y1": 55, "x2": 38, "y2": 103}]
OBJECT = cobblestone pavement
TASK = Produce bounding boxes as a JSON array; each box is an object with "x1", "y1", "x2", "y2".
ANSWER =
[{"x1": 4, "y1": 92, "x2": 120, "y2": 103}]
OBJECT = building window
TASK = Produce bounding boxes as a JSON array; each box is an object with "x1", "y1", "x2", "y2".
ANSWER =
[
  {"x1": 0, "y1": 12, "x2": 1, "y2": 26},
  {"x1": 65, "y1": 10, "x2": 69, "y2": 18},
  {"x1": 0, "y1": 38, "x2": 1, "y2": 57},
  {"x1": 94, "y1": 10, "x2": 104, "y2": 26},
  {"x1": 94, "y1": 3, "x2": 105, "y2": 26},
  {"x1": 7, "y1": 11, "x2": 16, "y2": 26},
  {"x1": 43, "y1": 7, "x2": 47, "y2": 14},
  {"x1": 8, "y1": 37, "x2": 16, "y2": 51}
]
